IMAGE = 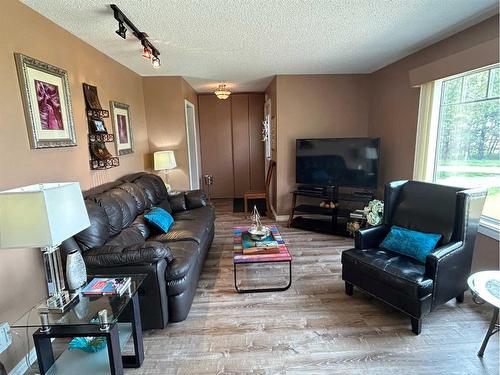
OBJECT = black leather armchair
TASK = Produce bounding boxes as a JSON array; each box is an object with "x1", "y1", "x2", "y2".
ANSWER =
[{"x1": 342, "y1": 180, "x2": 487, "y2": 334}]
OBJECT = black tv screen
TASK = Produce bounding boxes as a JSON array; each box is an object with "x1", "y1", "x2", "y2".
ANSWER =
[{"x1": 296, "y1": 138, "x2": 380, "y2": 188}]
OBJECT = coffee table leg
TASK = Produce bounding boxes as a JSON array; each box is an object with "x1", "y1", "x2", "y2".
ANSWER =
[
  {"x1": 478, "y1": 307, "x2": 499, "y2": 357},
  {"x1": 234, "y1": 260, "x2": 292, "y2": 293}
]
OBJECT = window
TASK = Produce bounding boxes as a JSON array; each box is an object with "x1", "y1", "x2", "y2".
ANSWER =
[{"x1": 415, "y1": 64, "x2": 500, "y2": 238}]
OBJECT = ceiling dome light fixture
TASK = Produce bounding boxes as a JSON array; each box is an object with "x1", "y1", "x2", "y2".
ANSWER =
[{"x1": 214, "y1": 84, "x2": 231, "y2": 100}]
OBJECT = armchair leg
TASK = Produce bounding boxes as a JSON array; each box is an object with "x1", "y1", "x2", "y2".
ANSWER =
[
  {"x1": 456, "y1": 292, "x2": 464, "y2": 303},
  {"x1": 411, "y1": 317, "x2": 422, "y2": 335},
  {"x1": 345, "y1": 282, "x2": 353, "y2": 296}
]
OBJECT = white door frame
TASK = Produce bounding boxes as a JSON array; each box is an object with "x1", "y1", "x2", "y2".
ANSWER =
[{"x1": 184, "y1": 100, "x2": 200, "y2": 189}]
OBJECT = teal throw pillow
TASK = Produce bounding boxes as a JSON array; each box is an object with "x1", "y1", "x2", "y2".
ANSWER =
[
  {"x1": 144, "y1": 207, "x2": 174, "y2": 233},
  {"x1": 380, "y1": 225, "x2": 441, "y2": 263}
]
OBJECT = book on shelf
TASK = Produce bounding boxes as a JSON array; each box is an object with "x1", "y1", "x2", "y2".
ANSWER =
[
  {"x1": 241, "y1": 232, "x2": 280, "y2": 254},
  {"x1": 82, "y1": 277, "x2": 131, "y2": 296}
]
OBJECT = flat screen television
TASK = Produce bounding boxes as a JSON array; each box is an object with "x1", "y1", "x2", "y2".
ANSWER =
[{"x1": 296, "y1": 138, "x2": 380, "y2": 188}]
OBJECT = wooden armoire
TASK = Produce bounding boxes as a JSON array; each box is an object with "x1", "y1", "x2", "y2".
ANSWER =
[{"x1": 198, "y1": 93, "x2": 265, "y2": 198}]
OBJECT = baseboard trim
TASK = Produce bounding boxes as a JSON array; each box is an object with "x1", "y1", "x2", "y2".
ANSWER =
[{"x1": 273, "y1": 214, "x2": 289, "y2": 222}]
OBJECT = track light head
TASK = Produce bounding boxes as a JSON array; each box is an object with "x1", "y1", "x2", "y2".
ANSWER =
[
  {"x1": 152, "y1": 56, "x2": 161, "y2": 69},
  {"x1": 116, "y1": 22, "x2": 127, "y2": 39}
]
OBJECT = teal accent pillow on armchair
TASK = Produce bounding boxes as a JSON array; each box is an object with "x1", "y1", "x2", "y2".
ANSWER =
[
  {"x1": 380, "y1": 225, "x2": 441, "y2": 263},
  {"x1": 144, "y1": 207, "x2": 174, "y2": 233}
]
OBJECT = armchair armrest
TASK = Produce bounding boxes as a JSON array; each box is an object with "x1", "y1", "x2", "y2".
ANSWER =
[
  {"x1": 355, "y1": 225, "x2": 389, "y2": 249},
  {"x1": 83, "y1": 241, "x2": 173, "y2": 267},
  {"x1": 425, "y1": 240, "x2": 466, "y2": 308}
]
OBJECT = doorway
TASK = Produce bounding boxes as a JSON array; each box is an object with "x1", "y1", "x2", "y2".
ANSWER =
[{"x1": 185, "y1": 100, "x2": 200, "y2": 189}]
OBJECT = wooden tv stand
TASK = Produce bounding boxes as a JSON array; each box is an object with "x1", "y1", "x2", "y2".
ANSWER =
[{"x1": 287, "y1": 188, "x2": 373, "y2": 236}]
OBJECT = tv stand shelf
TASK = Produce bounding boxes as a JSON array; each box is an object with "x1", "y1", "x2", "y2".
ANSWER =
[{"x1": 287, "y1": 188, "x2": 373, "y2": 236}]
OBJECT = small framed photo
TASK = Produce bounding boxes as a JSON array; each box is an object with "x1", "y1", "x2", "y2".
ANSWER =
[
  {"x1": 110, "y1": 101, "x2": 133, "y2": 155},
  {"x1": 89, "y1": 118, "x2": 107, "y2": 134},
  {"x1": 14, "y1": 53, "x2": 76, "y2": 149}
]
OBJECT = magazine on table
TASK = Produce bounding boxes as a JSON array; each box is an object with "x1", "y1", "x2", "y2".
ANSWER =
[{"x1": 82, "y1": 277, "x2": 131, "y2": 296}]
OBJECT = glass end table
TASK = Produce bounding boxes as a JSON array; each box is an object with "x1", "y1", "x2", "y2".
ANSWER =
[
  {"x1": 467, "y1": 270, "x2": 500, "y2": 357},
  {"x1": 12, "y1": 274, "x2": 146, "y2": 375}
]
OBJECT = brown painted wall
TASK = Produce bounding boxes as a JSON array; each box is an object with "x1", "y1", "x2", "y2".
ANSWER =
[
  {"x1": 0, "y1": 0, "x2": 150, "y2": 370},
  {"x1": 143, "y1": 76, "x2": 199, "y2": 190},
  {"x1": 274, "y1": 75, "x2": 371, "y2": 214}
]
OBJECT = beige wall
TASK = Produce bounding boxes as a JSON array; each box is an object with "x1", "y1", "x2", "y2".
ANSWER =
[
  {"x1": 0, "y1": 0, "x2": 150, "y2": 370},
  {"x1": 273, "y1": 75, "x2": 371, "y2": 214},
  {"x1": 143, "y1": 77, "x2": 199, "y2": 191}
]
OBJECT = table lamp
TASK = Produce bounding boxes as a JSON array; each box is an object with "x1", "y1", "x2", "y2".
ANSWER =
[
  {"x1": 154, "y1": 150, "x2": 177, "y2": 191},
  {"x1": 0, "y1": 182, "x2": 90, "y2": 313}
]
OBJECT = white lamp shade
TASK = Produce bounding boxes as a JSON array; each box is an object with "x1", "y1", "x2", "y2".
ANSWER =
[
  {"x1": 0, "y1": 182, "x2": 90, "y2": 248},
  {"x1": 154, "y1": 151, "x2": 177, "y2": 171}
]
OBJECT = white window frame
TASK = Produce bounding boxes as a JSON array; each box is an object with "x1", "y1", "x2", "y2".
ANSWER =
[{"x1": 414, "y1": 64, "x2": 500, "y2": 240}]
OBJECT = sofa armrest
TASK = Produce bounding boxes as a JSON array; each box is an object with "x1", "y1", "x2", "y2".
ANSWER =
[
  {"x1": 83, "y1": 241, "x2": 173, "y2": 267},
  {"x1": 185, "y1": 189, "x2": 207, "y2": 209},
  {"x1": 355, "y1": 225, "x2": 389, "y2": 249}
]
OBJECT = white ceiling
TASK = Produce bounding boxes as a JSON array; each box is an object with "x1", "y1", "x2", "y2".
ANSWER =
[{"x1": 22, "y1": 0, "x2": 498, "y2": 93}]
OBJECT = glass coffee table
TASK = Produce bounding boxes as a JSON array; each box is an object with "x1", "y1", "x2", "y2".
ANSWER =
[
  {"x1": 12, "y1": 274, "x2": 146, "y2": 375},
  {"x1": 233, "y1": 226, "x2": 292, "y2": 293},
  {"x1": 468, "y1": 270, "x2": 500, "y2": 357}
]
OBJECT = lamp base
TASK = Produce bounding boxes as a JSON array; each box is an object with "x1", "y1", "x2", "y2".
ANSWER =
[{"x1": 38, "y1": 291, "x2": 79, "y2": 314}]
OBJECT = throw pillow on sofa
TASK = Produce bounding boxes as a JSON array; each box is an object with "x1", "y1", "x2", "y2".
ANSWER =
[
  {"x1": 144, "y1": 207, "x2": 174, "y2": 233},
  {"x1": 380, "y1": 225, "x2": 441, "y2": 263}
]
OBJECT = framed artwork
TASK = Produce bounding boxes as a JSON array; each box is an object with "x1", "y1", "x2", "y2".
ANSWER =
[
  {"x1": 110, "y1": 101, "x2": 133, "y2": 155},
  {"x1": 14, "y1": 53, "x2": 76, "y2": 149}
]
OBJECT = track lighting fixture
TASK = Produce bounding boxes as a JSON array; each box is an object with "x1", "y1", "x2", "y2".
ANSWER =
[
  {"x1": 116, "y1": 22, "x2": 127, "y2": 39},
  {"x1": 142, "y1": 46, "x2": 151, "y2": 59},
  {"x1": 110, "y1": 4, "x2": 162, "y2": 69}
]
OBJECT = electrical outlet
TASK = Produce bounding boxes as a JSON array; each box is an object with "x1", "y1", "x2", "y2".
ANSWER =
[{"x1": 0, "y1": 322, "x2": 12, "y2": 354}]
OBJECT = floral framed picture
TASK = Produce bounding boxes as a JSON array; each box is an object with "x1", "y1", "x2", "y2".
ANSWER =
[
  {"x1": 110, "y1": 101, "x2": 133, "y2": 155},
  {"x1": 14, "y1": 53, "x2": 76, "y2": 149}
]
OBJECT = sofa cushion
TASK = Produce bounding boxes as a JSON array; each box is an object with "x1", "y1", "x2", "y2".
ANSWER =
[
  {"x1": 149, "y1": 219, "x2": 208, "y2": 244},
  {"x1": 173, "y1": 205, "x2": 215, "y2": 224},
  {"x1": 118, "y1": 182, "x2": 148, "y2": 214},
  {"x1": 341, "y1": 248, "x2": 433, "y2": 298},
  {"x1": 169, "y1": 192, "x2": 187, "y2": 212},
  {"x1": 108, "y1": 188, "x2": 138, "y2": 227},
  {"x1": 74, "y1": 201, "x2": 110, "y2": 251},
  {"x1": 105, "y1": 227, "x2": 145, "y2": 247},
  {"x1": 185, "y1": 190, "x2": 207, "y2": 209}
]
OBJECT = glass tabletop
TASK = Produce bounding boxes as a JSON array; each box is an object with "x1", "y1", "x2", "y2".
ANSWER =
[
  {"x1": 12, "y1": 274, "x2": 146, "y2": 328},
  {"x1": 467, "y1": 271, "x2": 500, "y2": 308}
]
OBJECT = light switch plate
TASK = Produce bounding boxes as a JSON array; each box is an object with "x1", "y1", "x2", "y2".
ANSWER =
[{"x1": 0, "y1": 322, "x2": 12, "y2": 354}]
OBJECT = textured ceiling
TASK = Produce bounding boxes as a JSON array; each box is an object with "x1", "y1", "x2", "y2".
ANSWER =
[{"x1": 21, "y1": 0, "x2": 498, "y2": 92}]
